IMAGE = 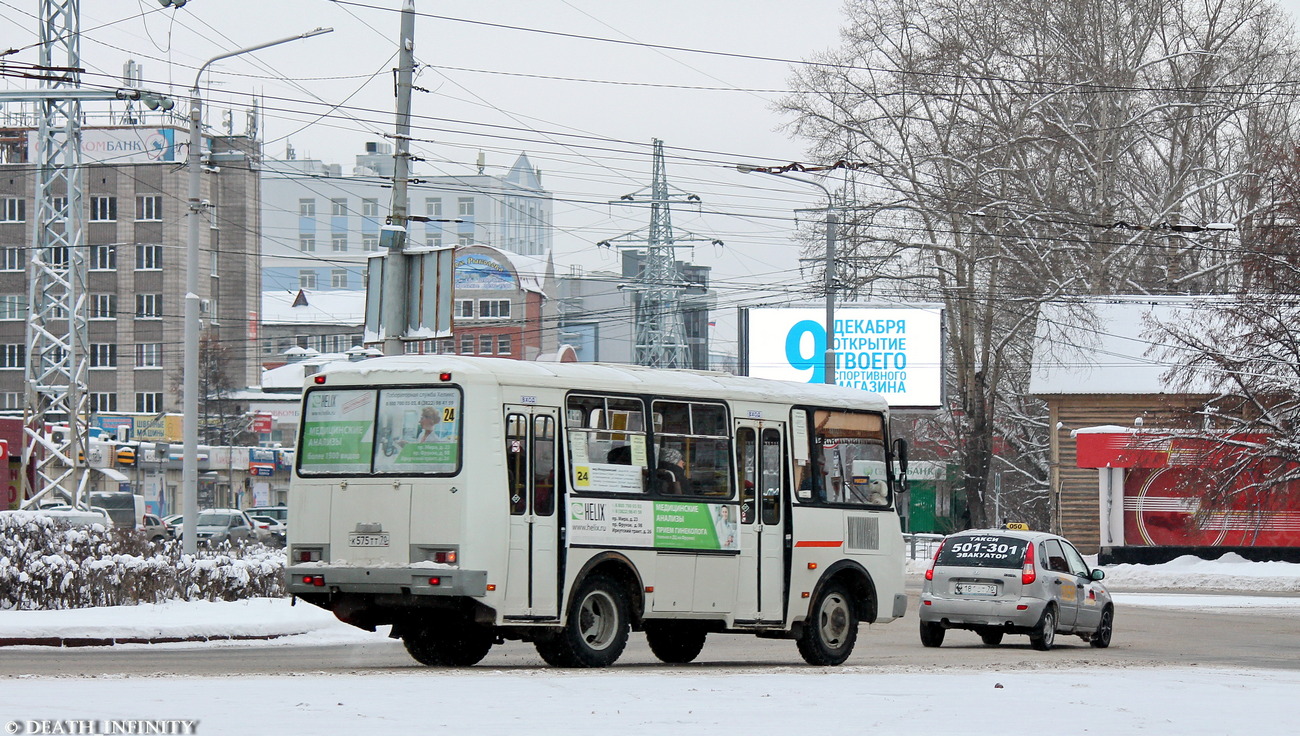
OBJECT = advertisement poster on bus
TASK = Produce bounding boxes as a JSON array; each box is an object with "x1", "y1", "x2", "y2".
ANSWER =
[
  {"x1": 372, "y1": 388, "x2": 461, "y2": 474},
  {"x1": 299, "y1": 389, "x2": 376, "y2": 474},
  {"x1": 745, "y1": 306, "x2": 944, "y2": 409},
  {"x1": 568, "y1": 499, "x2": 739, "y2": 550}
]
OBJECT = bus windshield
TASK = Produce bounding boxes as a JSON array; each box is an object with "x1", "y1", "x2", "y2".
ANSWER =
[{"x1": 298, "y1": 386, "x2": 463, "y2": 476}]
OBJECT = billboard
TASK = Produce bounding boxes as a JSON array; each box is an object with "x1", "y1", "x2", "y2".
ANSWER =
[
  {"x1": 746, "y1": 307, "x2": 943, "y2": 408},
  {"x1": 26, "y1": 127, "x2": 198, "y2": 164}
]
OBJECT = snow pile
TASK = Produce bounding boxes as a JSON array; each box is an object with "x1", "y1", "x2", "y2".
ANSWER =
[
  {"x1": 0, "y1": 511, "x2": 286, "y2": 610},
  {"x1": 1101, "y1": 553, "x2": 1300, "y2": 592}
]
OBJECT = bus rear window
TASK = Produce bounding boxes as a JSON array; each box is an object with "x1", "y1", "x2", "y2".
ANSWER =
[
  {"x1": 298, "y1": 387, "x2": 462, "y2": 475},
  {"x1": 935, "y1": 535, "x2": 1029, "y2": 569}
]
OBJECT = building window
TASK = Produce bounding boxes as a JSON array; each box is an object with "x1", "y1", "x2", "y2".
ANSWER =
[
  {"x1": 135, "y1": 392, "x2": 163, "y2": 414},
  {"x1": 136, "y1": 243, "x2": 162, "y2": 270},
  {"x1": 50, "y1": 196, "x2": 67, "y2": 221},
  {"x1": 458, "y1": 197, "x2": 474, "y2": 217},
  {"x1": 135, "y1": 293, "x2": 162, "y2": 318},
  {"x1": 299, "y1": 198, "x2": 316, "y2": 217},
  {"x1": 331, "y1": 233, "x2": 348, "y2": 252},
  {"x1": 90, "y1": 393, "x2": 117, "y2": 413},
  {"x1": 0, "y1": 392, "x2": 23, "y2": 410},
  {"x1": 299, "y1": 234, "x2": 316, "y2": 252},
  {"x1": 90, "y1": 293, "x2": 116, "y2": 319},
  {"x1": 426, "y1": 198, "x2": 442, "y2": 218},
  {"x1": 459, "y1": 334, "x2": 475, "y2": 354},
  {"x1": 0, "y1": 344, "x2": 25, "y2": 369},
  {"x1": 455, "y1": 299, "x2": 474, "y2": 318},
  {"x1": 479, "y1": 334, "x2": 494, "y2": 354},
  {"x1": 49, "y1": 246, "x2": 69, "y2": 267},
  {"x1": 90, "y1": 244, "x2": 116, "y2": 270},
  {"x1": 497, "y1": 334, "x2": 512, "y2": 356},
  {"x1": 457, "y1": 233, "x2": 473, "y2": 247},
  {"x1": 136, "y1": 194, "x2": 162, "y2": 221},
  {"x1": 427, "y1": 232, "x2": 442, "y2": 248},
  {"x1": 362, "y1": 198, "x2": 380, "y2": 218},
  {"x1": 0, "y1": 247, "x2": 22, "y2": 271},
  {"x1": 331, "y1": 198, "x2": 348, "y2": 217},
  {"x1": 299, "y1": 270, "x2": 317, "y2": 289},
  {"x1": 0, "y1": 295, "x2": 23, "y2": 320},
  {"x1": 478, "y1": 299, "x2": 510, "y2": 318},
  {"x1": 331, "y1": 269, "x2": 348, "y2": 288},
  {"x1": 90, "y1": 343, "x2": 117, "y2": 368},
  {"x1": 90, "y1": 196, "x2": 117, "y2": 222},
  {"x1": 362, "y1": 234, "x2": 379, "y2": 252},
  {"x1": 136, "y1": 343, "x2": 162, "y2": 368},
  {"x1": 438, "y1": 338, "x2": 455, "y2": 354},
  {"x1": 1, "y1": 198, "x2": 24, "y2": 223}
]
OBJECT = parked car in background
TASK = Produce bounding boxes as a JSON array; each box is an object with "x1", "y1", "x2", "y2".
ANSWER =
[
  {"x1": 26, "y1": 506, "x2": 112, "y2": 528},
  {"x1": 178, "y1": 509, "x2": 257, "y2": 547},
  {"x1": 141, "y1": 513, "x2": 170, "y2": 543},
  {"x1": 919, "y1": 528, "x2": 1114, "y2": 651},
  {"x1": 246, "y1": 506, "x2": 287, "y2": 523},
  {"x1": 248, "y1": 514, "x2": 286, "y2": 547}
]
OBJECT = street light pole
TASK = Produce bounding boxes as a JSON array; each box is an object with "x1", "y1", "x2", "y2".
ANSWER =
[
  {"x1": 182, "y1": 28, "x2": 332, "y2": 554},
  {"x1": 736, "y1": 166, "x2": 838, "y2": 385}
]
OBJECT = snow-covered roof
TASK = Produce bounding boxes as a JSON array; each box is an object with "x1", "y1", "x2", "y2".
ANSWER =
[
  {"x1": 1029, "y1": 296, "x2": 1222, "y2": 396},
  {"x1": 261, "y1": 353, "x2": 351, "y2": 390},
  {"x1": 262, "y1": 290, "x2": 366, "y2": 327}
]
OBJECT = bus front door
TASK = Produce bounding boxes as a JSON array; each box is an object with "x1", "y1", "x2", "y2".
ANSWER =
[
  {"x1": 503, "y1": 405, "x2": 560, "y2": 620},
  {"x1": 734, "y1": 421, "x2": 787, "y2": 625}
]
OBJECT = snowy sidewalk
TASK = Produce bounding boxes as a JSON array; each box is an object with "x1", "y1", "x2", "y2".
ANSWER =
[{"x1": 0, "y1": 597, "x2": 372, "y2": 647}]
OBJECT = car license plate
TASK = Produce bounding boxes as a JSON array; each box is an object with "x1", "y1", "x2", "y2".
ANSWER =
[
  {"x1": 349, "y1": 533, "x2": 390, "y2": 547},
  {"x1": 955, "y1": 583, "x2": 997, "y2": 596}
]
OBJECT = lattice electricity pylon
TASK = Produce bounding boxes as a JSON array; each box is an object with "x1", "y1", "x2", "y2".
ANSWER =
[
  {"x1": 599, "y1": 139, "x2": 720, "y2": 368},
  {"x1": 21, "y1": 0, "x2": 91, "y2": 508}
]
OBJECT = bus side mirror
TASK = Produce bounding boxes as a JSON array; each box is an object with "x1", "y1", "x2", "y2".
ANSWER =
[{"x1": 893, "y1": 438, "x2": 909, "y2": 475}]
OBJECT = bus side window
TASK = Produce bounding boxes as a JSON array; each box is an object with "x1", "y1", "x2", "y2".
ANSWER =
[
  {"x1": 737, "y1": 428, "x2": 756, "y2": 523},
  {"x1": 532, "y1": 415, "x2": 556, "y2": 516},
  {"x1": 505, "y1": 413, "x2": 528, "y2": 515}
]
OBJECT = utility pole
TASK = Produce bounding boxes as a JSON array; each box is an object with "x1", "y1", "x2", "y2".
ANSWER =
[
  {"x1": 600, "y1": 139, "x2": 720, "y2": 368},
  {"x1": 21, "y1": 0, "x2": 90, "y2": 508},
  {"x1": 379, "y1": 0, "x2": 417, "y2": 357}
]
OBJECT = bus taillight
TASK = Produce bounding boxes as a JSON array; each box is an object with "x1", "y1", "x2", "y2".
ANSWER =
[
  {"x1": 313, "y1": 375, "x2": 326, "y2": 384},
  {"x1": 439, "y1": 372, "x2": 452, "y2": 381},
  {"x1": 433, "y1": 550, "x2": 456, "y2": 564},
  {"x1": 428, "y1": 577, "x2": 441, "y2": 586}
]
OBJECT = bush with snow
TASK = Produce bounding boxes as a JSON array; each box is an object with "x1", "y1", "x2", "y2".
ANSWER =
[{"x1": 0, "y1": 511, "x2": 286, "y2": 610}]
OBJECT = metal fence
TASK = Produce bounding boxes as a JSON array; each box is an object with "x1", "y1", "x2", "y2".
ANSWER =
[{"x1": 902, "y1": 532, "x2": 946, "y2": 561}]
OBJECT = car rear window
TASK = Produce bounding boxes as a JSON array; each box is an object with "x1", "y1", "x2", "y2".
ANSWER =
[{"x1": 936, "y1": 534, "x2": 1029, "y2": 569}]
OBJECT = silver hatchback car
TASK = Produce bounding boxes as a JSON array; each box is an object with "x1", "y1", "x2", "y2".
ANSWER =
[{"x1": 919, "y1": 529, "x2": 1113, "y2": 650}]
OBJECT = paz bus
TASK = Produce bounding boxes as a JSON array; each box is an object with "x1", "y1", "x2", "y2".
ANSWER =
[{"x1": 286, "y1": 356, "x2": 910, "y2": 667}]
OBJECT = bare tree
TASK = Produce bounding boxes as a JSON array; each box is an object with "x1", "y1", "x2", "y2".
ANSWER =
[{"x1": 780, "y1": 0, "x2": 1300, "y2": 528}]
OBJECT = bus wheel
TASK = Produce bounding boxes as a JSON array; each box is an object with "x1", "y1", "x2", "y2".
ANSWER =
[
  {"x1": 402, "y1": 624, "x2": 493, "y2": 667},
  {"x1": 644, "y1": 621, "x2": 707, "y2": 664},
  {"x1": 796, "y1": 582, "x2": 858, "y2": 666},
  {"x1": 535, "y1": 574, "x2": 629, "y2": 668}
]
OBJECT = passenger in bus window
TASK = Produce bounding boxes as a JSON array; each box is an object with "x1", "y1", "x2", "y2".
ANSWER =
[
  {"x1": 606, "y1": 445, "x2": 632, "y2": 464},
  {"x1": 656, "y1": 446, "x2": 687, "y2": 494}
]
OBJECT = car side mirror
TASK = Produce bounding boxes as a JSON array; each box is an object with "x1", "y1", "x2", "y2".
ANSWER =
[{"x1": 1090, "y1": 568, "x2": 1106, "y2": 581}]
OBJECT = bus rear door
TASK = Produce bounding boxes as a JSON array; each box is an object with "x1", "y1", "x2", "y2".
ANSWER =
[
  {"x1": 734, "y1": 421, "x2": 787, "y2": 625},
  {"x1": 503, "y1": 405, "x2": 560, "y2": 619}
]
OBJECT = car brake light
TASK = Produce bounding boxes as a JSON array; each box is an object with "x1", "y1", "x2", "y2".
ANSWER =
[
  {"x1": 925, "y1": 539, "x2": 945, "y2": 581},
  {"x1": 1021, "y1": 542, "x2": 1037, "y2": 585}
]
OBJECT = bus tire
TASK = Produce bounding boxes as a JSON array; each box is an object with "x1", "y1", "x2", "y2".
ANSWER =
[
  {"x1": 402, "y1": 624, "x2": 494, "y2": 667},
  {"x1": 644, "y1": 621, "x2": 708, "y2": 664},
  {"x1": 797, "y1": 581, "x2": 858, "y2": 666},
  {"x1": 535, "y1": 574, "x2": 629, "y2": 668}
]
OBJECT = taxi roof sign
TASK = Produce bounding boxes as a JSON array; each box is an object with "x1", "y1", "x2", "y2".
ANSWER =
[{"x1": 1004, "y1": 522, "x2": 1030, "y2": 531}]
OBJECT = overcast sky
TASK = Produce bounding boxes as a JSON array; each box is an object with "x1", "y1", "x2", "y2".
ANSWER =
[{"x1": 5, "y1": 1, "x2": 1300, "y2": 353}]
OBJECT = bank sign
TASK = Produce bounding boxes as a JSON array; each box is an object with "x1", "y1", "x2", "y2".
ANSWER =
[{"x1": 747, "y1": 307, "x2": 943, "y2": 408}]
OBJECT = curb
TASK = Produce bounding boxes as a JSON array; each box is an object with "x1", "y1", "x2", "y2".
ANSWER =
[{"x1": 0, "y1": 632, "x2": 303, "y2": 648}]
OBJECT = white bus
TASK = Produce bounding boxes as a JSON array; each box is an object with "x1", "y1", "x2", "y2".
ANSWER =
[{"x1": 286, "y1": 356, "x2": 910, "y2": 667}]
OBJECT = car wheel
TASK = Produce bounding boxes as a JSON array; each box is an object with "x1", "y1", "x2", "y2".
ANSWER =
[
  {"x1": 979, "y1": 628, "x2": 1004, "y2": 646},
  {"x1": 644, "y1": 621, "x2": 708, "y2": 664},
  {"x1": 402, "y1": 622, "x2": 493, "y2": 667},
  {"x1": 150, "y1": 535, "x2": 165, "y2": 544},
  {"x1": 535, "y1": 574, "x2": 629, "y2": 668},
  {"x1": 919, "y1": 621, "x2": 945, "y2": 648},
  {"x1": 1089, "y1": 606, "x2": 1113, "y2": 649},
  {"x1": 797, "y1": 582, "x2": 858, "y2": 665},
  {"x1": 1030, "y1": 605, "x2": 1057, "y2": 651}
]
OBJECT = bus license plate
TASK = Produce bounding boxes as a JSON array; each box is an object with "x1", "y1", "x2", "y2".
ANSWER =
[
  {"x1": 349, "y1": 533, "x2": 390, "y2": 548},
  {"x1": 955, "y1": 583, "x2": 996, "y2": 596}
]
